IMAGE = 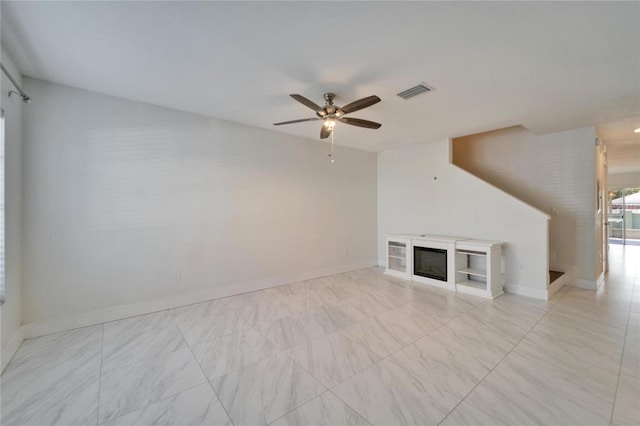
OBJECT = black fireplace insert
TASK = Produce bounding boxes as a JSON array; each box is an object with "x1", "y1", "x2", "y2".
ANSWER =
[{"x1": 413, "y1": 246, "x2": 447, "y2": 281}]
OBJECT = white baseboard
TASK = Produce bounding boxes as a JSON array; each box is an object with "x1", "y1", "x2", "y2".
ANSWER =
[
  {"x1": 571, "y1": 278, "x2": 597, "y2": 290},
  {"x1": 596, "y1": 272, "x2": 605, "y2": 289},
  {"x1": 20, "y1": 260, "x2": 377, "y2": 341},
  {"x1": 1, "y1": 327, "x2": 24, "y2": 374},
  {"x1": 503, "y1": 283, "x2": 548, "y2": 300},
  {"x1": 569, "y1": 272, "x2": 604, "y2": 290}
]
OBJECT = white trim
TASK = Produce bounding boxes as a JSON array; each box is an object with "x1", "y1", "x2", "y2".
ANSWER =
[
  {"x1": 503, "y1": 283, "x2": 548, "y2": 300},
  {"x1": 571, "y1": 278, "x2": 597, "y2": 290},
  {"x1": 1, "y1": 327, "x2": 24, "y2": 373},
  {"x1": 549, "y1": 263, "x2": 576, "y2": 285},
  {"x1": 20, "y1": 260, "x2": 377, "y2": 340},
  {"x1": 596, "y1": 272, "x2": 605, "y2": 289},
  {"x1": 547, "y1": 274, "x2": 566, "y2": 298}
]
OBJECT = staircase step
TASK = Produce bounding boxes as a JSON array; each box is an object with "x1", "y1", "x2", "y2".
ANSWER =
[{"x1": 549, "y1": 270, "x2": 564, "y2": 284}]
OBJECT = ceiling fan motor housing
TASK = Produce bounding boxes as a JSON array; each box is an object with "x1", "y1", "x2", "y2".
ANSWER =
[
  {"x1": 323, "y1": 92, "x2": 335, "y2": 104},
  {"x1": 319, "y1": 93, "x2": 338, "y2": 117}
]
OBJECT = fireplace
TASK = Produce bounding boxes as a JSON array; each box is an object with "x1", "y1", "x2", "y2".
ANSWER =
[{"x1": 413, "y1": 246, "x2": 447, "y2": 282}]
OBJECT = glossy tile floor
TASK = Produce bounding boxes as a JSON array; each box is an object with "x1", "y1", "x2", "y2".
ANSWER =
[{"x1": 1, "y1": 245, "x2": 638, "y2": 425}]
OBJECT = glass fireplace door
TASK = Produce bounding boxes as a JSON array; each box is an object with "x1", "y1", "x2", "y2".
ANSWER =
[{"x1": 413, "y1": 246, "x2": 447, "y2": 281}]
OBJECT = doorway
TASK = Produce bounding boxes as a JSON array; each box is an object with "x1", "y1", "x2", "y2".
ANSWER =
[{"x1": 608, "y1": 187, "x2": 640, "y2": 246}]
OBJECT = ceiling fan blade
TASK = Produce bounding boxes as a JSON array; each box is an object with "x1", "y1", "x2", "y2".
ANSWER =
[
  {"x1": 320, "y1": 125, "x2": 332, "y2": 139},
  {"x1": 273, "y1": 118, "x2": 320, "y2": 126},
  {"x1": 290, "y1": 94, "x2": 326, "y2": 115},
  {"x1": 338, "y1": 117, "x2": 382, "y2": 129},
  {"x1": 338, "y1": 95, "x2": 381, "y2": 115}
]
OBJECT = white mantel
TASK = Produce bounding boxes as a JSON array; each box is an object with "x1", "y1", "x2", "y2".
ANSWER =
[{"x1": 386, "y1": 233, "x2": 468, "y2": 243}]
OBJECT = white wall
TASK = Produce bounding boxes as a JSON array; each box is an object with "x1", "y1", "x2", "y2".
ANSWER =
[
  {"x1": 0, "y1": 47, "x2": 24, "y2": 369},
  {"x1": 22, "y1": 78, "x2": 377, "y2": 326},
  {"x1": 378, "y1": 139, "x2": 550, "y2": 299},
  {"x1": 452, "y1": 126, "x2": 597, "y2": 284}
]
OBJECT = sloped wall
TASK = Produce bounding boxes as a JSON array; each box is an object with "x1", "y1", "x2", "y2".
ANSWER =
[
  {"x1": 452, "y1": 126, "x2": 597, "y2": 284},
  {"x1": 378, "y1": 138, "x2": 550, "y2": 298}
]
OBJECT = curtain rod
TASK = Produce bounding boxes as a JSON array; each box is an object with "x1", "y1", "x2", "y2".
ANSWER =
[{"x1": 0, "y1": 62, "x2": 31, "y2": 103}]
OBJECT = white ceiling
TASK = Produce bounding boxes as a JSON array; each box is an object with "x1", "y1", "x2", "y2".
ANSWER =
[{"x1": 2, "y1": 1, "x2": 639, "y2": 153}]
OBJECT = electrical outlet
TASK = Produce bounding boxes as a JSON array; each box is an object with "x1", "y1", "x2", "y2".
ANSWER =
[
  {"x1": 173, "y1": 271, "x2": 181, "y2": 282},
  {"x1": 343, "y1": 248, "x2": 349, "y2": 257}
]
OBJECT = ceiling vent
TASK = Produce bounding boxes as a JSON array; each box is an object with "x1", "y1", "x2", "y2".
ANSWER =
[{"x1": 397, "y1": 83, "x2": 435, "y2": 100}]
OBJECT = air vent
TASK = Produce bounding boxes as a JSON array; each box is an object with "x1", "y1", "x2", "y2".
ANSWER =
[{"x1": 397, "y1": 83, "x2": 435, "y2": 100}]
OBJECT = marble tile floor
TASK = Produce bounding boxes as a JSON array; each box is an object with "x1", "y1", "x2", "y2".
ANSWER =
[{"x1": 1, "y1": 245, "x2": 638, "y2": 426}]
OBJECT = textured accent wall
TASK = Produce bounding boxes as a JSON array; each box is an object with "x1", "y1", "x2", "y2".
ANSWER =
[{"x1": 22, "y1": 78, "x2": 377, "y2": 324}]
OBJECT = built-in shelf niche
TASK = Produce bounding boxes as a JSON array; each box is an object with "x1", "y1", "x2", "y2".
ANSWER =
[
  {"x1": 455, "y1": 241, "x2": 503, "y2": 299},
  {"x1": 385, "y1": 237, "x2": 411, "y2": 279}
]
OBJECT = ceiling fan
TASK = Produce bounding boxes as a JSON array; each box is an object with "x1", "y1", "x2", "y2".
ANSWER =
[{"x1": 274, "y1": 93, "x2": 381, "y2": 139}]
